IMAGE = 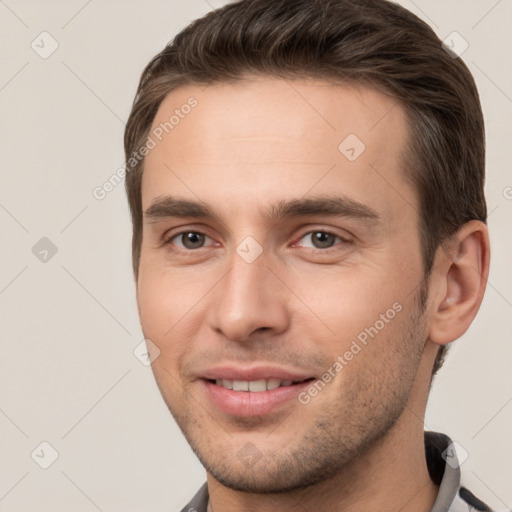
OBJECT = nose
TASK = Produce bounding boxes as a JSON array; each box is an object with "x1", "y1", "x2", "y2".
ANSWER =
[{"x1": 208, "y1": 248, "x2": 290, "y2": 343}]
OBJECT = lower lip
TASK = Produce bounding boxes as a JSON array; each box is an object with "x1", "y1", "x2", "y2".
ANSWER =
[{"x1": 201, "y1": 379, "x2": 314, "y2": 417}]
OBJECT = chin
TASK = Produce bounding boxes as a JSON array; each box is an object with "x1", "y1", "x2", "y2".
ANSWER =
[{"x1": 205, "y1": 463, "x2": 326, "y2": 494}]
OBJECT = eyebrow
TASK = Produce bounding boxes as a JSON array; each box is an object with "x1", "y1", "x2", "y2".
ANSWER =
[{"x1": 143, "y1": 195, "x2": 380, "y2": 225}]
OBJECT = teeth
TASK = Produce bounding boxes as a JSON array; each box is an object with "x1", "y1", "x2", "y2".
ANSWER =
[
  {"x1": 214, "y1": 378, "x2": 300, "y2": 392},
  {"x1": 221, "y1": 379, "x2": 233, "y2": 390},
  {"x1": 248, "y1": 379, "x2": 267, "y2": 392},
  {"x1": 267, "y1": 378, "x2": 281, "y2": 390},
  {"x1": 233, "y1": 380, "x2": 249, "y2": 391}
]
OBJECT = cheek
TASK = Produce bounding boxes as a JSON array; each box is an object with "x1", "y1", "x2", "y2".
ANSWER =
[
  {"x1": 136, "y1": 263, "x2": 215, "y2": 387},
  {"x1": 322, "y1": 307, "x2": 418, "y2": 407},
  {"x1": 137, "y1": 259, "x2": 208, "y2": 336},
  {"x1": 136, "y1": 275, "x2": 168, "y2": 338},
  {"x1": 290, "y1": 265, "x2": 407, "y2": 345}
]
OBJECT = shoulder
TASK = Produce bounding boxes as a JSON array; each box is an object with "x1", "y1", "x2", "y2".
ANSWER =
[
  {"x1": 178, "y1": 482, "x2": 209, "y2": 512},
  {"x1": 425, "y1": 431, "x2": 507, "y2": 512}
]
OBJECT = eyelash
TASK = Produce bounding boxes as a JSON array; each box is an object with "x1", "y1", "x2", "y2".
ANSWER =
[{"x1": 163, "y1": 229, "x2": 352, "y2": 254}]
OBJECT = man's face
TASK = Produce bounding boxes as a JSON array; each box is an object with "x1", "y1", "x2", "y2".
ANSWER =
[{"x1": 137, "y1": 78, "x2": 431, "y2": 492}]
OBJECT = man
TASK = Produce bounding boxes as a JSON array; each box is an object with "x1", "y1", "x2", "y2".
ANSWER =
[{"x1": 123, "y1": 0, "x2": 496, "y2": 510}]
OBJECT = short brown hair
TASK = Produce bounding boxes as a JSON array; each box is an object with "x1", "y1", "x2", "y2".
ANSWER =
[{"x1": 124, "y1": 0, "x2": 487, "y2": 378}]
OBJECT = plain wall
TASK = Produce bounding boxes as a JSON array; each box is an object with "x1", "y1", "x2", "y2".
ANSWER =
[{"x1": 0, "y1": 0, "x2": 511, "y2": 510}]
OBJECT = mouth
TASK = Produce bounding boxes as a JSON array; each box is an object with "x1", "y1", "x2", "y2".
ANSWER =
[
  {"x1": 200, "y1": 376, "x2": 316, "y2": 417},
  {"x1": 206, "y1": 377, "x2": 315, "y2": 392}
]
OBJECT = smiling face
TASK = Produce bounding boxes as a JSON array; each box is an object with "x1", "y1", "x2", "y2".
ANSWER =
[{"x1": 136, "y1": 77, "x2": 434, "y2": 492}]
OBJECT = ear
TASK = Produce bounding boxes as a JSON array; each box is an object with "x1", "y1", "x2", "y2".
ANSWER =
[{"x1": 428, "y1": 220, "x2": 490, "y2": 346}]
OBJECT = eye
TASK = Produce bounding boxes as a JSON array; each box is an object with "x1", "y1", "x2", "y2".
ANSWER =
[
  {"x1": 295, "y1": 230, "x2": 348, "y2": 250},
  {"x1": 165, "y1": 231, "x2": 215, "y2": 250}
]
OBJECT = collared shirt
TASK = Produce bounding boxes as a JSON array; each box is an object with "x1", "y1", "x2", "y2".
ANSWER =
[{"x1": 179, "y1": 431, "x2": 499, "y2": 512}]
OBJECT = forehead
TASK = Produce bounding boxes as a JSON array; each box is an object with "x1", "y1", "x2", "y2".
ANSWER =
[{"x1": 141, "y1": 77, "x2": 414, "y2": 222}]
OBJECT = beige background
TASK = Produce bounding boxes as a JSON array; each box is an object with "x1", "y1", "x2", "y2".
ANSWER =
[{"x1": 0, "y1": 0, "x2": 511, "y2": 510}]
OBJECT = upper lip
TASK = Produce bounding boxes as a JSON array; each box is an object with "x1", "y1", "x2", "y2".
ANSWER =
[{"x1": 200, "y1": 365, "x2": 314, "y2": 382}]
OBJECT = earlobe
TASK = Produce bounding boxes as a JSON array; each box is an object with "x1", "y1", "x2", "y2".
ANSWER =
[{"x1": 429, "y1": 221, "x2": 490, "y2": 346}]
